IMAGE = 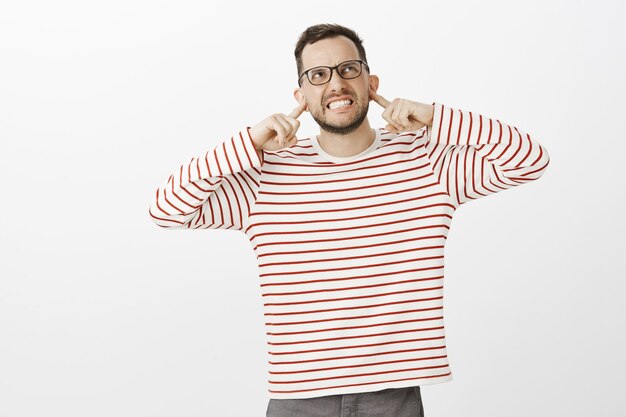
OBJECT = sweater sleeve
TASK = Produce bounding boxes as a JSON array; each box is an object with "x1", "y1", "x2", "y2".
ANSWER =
[
  {"x1": 424, "y1": 102, "x2": 550, "y2": 208},
  {"x1": 148, "y1": 126, "x2": 264, "y2": 231}
]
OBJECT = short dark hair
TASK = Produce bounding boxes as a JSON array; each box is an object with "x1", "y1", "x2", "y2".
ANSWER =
[{"x1": 294, "y1": 23, "x2": 368, "y2": 81}]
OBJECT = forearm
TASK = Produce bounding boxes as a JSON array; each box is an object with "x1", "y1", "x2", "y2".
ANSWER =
[
  {"x1": 149, "y1": 127, "x2": 263, "y2": 229},
  {"x1": 426, "y1": 102, "x2": 550, "y2": 206}
]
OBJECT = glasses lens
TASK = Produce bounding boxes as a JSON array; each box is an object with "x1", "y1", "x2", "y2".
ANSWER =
[
  {"x1": 308, "y1": 67, "x2": 331, "y2": 85},
  {"x1": 305, "y1": 61, "x2": 365, "y2": 85},
  {"x1": 338, "y1": 61, "x2": 362, "y2": 79}
]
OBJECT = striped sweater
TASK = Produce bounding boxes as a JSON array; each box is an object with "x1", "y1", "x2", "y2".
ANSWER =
[{"x1": 149, "y1": 101, "x2": 550, "y2": 399}]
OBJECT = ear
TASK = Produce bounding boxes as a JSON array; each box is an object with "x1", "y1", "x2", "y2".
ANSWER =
[
  {"x1": 293, "y1": 88, "x2": 309, "y2": 112},
  {"x1": 368, "y1": 74, "x2": 380, "y2": 99}
]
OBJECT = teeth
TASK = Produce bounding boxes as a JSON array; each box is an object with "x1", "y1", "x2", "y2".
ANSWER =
[{"x1": 328, "y1": 99, "x2": 352, "y2": 110}]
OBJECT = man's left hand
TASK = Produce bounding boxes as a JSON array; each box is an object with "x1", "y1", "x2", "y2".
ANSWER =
[{"x1": 369, "y1": 88, "x2": 434, "y2": 133}]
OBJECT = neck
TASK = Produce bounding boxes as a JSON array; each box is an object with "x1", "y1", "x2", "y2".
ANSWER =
[{"x1": 317, "y1": 119, "x2": 375, "y2": 158}]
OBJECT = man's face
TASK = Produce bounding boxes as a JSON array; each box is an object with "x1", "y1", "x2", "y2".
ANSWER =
[{"x1": 295, "y1": 36, "x2": 379, "y2": 135}]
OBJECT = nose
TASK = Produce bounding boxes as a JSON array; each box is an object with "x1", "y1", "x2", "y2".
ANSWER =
[{"x1": 327, "y1": 67, "x2": 350, "y2": 92}]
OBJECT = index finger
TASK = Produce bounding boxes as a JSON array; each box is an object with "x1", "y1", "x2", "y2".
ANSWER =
[
  {"x1": 288, "y1": 100, "x2": 307, "y2": 119},
  {"x1": 369, "y1": 89, "x2": 390, "y2": 109}
]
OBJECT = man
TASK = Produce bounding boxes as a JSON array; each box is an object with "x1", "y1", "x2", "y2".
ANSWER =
[{"x1": 149, "y1": 23, "x2": 549, "y2": 417}]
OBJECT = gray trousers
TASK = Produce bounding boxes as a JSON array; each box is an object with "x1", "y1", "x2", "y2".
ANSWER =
[{"x1": 266, "y1": 386, "x2": 424, "y2": 417}]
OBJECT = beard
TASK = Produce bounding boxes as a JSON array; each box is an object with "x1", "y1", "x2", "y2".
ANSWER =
[{"x1": 310, "y1": 98, "x2": 370, "y2": 135}]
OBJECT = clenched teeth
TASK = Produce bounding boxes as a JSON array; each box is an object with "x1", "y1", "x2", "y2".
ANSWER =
[{"x1": 328, "y1": 99, "x2": 353, "y2": 110}]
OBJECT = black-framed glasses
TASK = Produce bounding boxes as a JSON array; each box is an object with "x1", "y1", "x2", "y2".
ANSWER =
[{"x1": 298, "y1": 59, "x2": 370, "y2": 87}]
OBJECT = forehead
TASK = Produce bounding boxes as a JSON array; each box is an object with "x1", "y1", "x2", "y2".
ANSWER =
[{"x1": 301, "y1": 35, "x2": 360, "y2": 68}]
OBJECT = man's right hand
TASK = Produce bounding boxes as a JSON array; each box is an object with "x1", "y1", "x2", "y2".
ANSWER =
[{"x1": 248, "y1": 100, "x2": 308, "y2": 152}]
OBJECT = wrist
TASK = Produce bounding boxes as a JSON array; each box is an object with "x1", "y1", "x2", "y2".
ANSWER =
[
  {"x1": 246, "y1": 126, "x2": 262, "y2": 151},
  {"x1": 426, "y1": 104, "x2": 434, "y2": 126}
]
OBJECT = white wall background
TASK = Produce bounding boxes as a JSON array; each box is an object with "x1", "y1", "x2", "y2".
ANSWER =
[{"x1": 1, "y1": 1, "x2": 624, "y2": 416}]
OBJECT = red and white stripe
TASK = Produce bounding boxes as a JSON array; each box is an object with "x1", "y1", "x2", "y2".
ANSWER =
[
  {"x1": 149, "y1": 102, "x2": 550, "y2": 399},
  {"x1": 149, "y1": 126, "x2": 262, "y2": 230},
  {"x1": 426, "y1": 103, "x2": 550, "y2": 207}
]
